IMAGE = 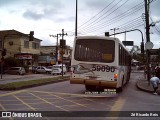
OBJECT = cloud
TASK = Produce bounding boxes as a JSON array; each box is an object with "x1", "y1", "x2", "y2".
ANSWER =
[
  {"x1": 84, "y1": 0, "x2": 107, "y2": 9},
  {"x1": 22, "y1": 0, "x2": 64, "y2": 21},
  {"x1": 23, "y1": 7, "x2": 60, "y2": 20},
  {"x1": 0, "y1": 0, "x2": 17, "y2": 6},
  {"x1": 23, "y1": 10, "x2": 43, "y2": 20},
  {"x1": 54, "y1": 16, "x2": 75, "y2": 23}
]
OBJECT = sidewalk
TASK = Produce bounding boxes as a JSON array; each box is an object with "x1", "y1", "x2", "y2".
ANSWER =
[{"x1": 135, "y1": 70, "x2": 160, "y2": 94}]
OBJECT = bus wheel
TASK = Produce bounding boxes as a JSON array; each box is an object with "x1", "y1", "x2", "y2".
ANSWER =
[
  {"x1": 85, "y1": 85, "x2": 96, "y2": 91},
  {"x1": 117, "y1": 78, "x2": 124, "y2": 92}
]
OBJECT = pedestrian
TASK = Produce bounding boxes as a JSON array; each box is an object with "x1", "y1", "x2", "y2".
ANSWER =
[
  {"x1": 150, "y1": 76, "x2": 160, "y2": 95},
  {"x1": 155, "y1": 64, "x2": 160, "y2": 79}
]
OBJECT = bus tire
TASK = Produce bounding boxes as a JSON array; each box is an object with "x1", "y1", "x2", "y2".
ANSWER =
[
  {"x1": 85, "y1": 85, "x2": 96, "y2": 91},
  {"x1": 117, "y1": 77, "x2": 124, "y2": 92}
]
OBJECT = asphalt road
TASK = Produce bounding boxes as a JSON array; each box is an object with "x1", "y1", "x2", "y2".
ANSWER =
[{"x1": 0, "y1": 72, "x2": 160, "y2": 120}]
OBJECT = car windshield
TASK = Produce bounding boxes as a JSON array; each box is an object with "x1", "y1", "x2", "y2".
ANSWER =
[
  {"x1": 47, "y1": 66, "x2": 52, "y2": 69},
  {"x1": 53, "y1": 66, "x2": 60, "y2": 68}
]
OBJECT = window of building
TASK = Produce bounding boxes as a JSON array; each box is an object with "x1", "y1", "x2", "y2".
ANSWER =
[
  {"x1": 24, "y1": 41, "x2": 29, "y2": 48},
  {"x1": 32, "y1": 42, "x2": 40, "y2": 49}
]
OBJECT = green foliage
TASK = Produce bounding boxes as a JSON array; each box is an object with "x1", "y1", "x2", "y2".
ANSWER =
[
  {"x1": 157, "y1": 48, "x2": 160, "y2": 62},
  {"x1": 4, "y1": 57, "x2": 21, "y2": 67},
  {"x1": 132, "y1": 53, "x2": 145, "y2": 64},
  {"x1": 4, "y1": 57, "x2": 29, "y2": 72},
  {"x1": 0, "y1": 76, "x2": 69, "y2": 90}
]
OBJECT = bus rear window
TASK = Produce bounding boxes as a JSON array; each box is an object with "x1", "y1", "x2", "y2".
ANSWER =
[{"x1": 74, "y1": 39, "x2": 115, "y2": 63}]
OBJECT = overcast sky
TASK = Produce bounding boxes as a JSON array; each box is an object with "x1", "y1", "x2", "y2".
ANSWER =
[{"x1": 0, "y1": 0, "x2": 160, "y2": 49}]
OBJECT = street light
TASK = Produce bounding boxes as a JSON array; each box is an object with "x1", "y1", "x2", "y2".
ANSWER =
[{"x1": 109, "y1": 28, "x2": 145, "y2": 63}]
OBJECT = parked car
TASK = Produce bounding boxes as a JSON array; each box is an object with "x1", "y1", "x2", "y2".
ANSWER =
[
  {"x1": 5, "y1": 67, "x2": 26, "y2": 75},
  {"x1": 34, "y1": 66, "x2": 52, "y2": 74},
  {"x1": 51, "y1": 64, "x2": 67, "y2": 75}
]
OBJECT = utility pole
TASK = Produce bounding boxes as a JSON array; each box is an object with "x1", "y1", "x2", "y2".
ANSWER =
[
  {"x1": 59, "y1": 29, "x2": 67, "y2": 77},
  {"x1": 50, "y1": 34, "x2": 60, "y2": 65},
  {"x1": 110, "y1": 28, "x2": 119, "y2": 38},
  {"x1": 75, "y1": 0, "x2": 78, "y2": 37},
  {"x1": 145, "y1": 0, "x2": 151, "y2": 83}
]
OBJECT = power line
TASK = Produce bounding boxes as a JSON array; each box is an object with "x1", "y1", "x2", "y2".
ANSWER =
[
  {"x1": 79, "y1": 1, "x2": 144, "y2": 34},
  {"x1": 79, "y1": 0, "x2": 129, "y2": 31},
  {"x1": 117, "y1": 20, "x2": 144, "y2": 32},
  {"x1": 116, "y1": 16, "x2": 142, "y2": 28},
  {"x1": 76, "y1": 0, "x2": 157, "y2": 36},
  {"x1": 78, "y1": 0, "x2": 117, "y2": 29},
  {"x1": 150, "y1": 17, "x2": 160, "y2": 35},
  {"x1": 118, "y1": 23, "x2": 145, "y2": 33}
]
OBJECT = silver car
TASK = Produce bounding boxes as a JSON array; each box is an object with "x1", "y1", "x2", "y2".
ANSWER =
[
  {"x1": 35, "y1": 66, "x2": 52, "y2": 74},
  {"x1": 5, "y1": 67, "x2": 26, "y2": 75}
]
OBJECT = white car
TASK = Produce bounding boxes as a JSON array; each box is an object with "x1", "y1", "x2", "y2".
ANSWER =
[
  {"x1": 5, "y1": 67, "x2": 26, "y2": 75},
  {"x1": 51, "y1": 64, "x2": 67, "y2": 75}
]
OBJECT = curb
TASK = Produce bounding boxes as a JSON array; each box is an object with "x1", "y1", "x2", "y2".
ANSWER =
[{"x1": 136, "y1": 80, "x2": 153, "y2": 93}]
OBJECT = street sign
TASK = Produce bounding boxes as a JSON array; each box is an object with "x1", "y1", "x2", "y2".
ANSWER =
[
  {"x1": 122, "y1": 41, "x2": 134, "y2": 46},
  {"x1": 145, "y1": 42, "x2": 153, "y2": 50}
]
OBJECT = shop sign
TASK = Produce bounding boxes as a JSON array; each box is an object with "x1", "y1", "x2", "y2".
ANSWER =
[{"x1": 15, "y1": 54, "x2": 32, "y2": 59}]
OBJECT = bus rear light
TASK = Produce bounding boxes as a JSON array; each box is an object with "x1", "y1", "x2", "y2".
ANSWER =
[{"x1": 114, "y1": 73, "x2": 118, "y2": 79}]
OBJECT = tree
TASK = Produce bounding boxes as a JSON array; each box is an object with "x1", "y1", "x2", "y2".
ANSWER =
[
  {"x1": 156, "y1": 48, "x2": 160, "y2": 63},
  {"x1": 4, "y1": 57, "x2": 20, "y2": 68}
]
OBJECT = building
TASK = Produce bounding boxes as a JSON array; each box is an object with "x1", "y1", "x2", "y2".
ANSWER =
[
  {"x1": 150, "y1": 49, "x2": 160, "y2": 64},
  {"x1": 39, "y1": 45, "x2": 72, "y2": 68},
  {"x1": 0, "y1": 30, "x2": 42, "y2": 69},
  {"x1": 39, "y1": 45, "x2": 56, "y2": 66}
]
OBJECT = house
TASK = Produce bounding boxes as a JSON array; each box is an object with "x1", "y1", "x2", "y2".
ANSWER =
[{"x1": 0, "y1": 29, "x2": 42, "y2": 68}]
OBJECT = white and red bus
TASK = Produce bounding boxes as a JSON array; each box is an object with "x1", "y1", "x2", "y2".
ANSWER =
[{"x1": 70, "y1": 36, "x2": 131, "y2": 92}]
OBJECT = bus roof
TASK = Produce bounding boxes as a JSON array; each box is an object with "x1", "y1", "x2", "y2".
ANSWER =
[{"x1": 75, "y1": 36, "x2": 123, "y2": 45}]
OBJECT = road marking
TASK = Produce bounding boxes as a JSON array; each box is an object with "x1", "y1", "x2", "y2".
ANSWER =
[
  {"x1": 0, "y1": 104, "x2": 14, "y2": 120},
  {"x1": 31, "y1": 91, "x2": 88, "y2": 108},
  {"x1": 0, "y1": 90, "x2": 26, "y2": 97},
  {"x1": 49, "y1": 92, "x2": 88, "y2": 108},
  {"x1": 13, "y1": 95, "x2": 36, "y2": 111},
  {"x1": 107, "y1": 97, "x2": 125, "y2": 119},
  {"x1": 28, "y1": 92, "x2": 69, "y2": 111},
  {"x1": 31, "y1": 90, "x2": 115, "y2": 98},
  {"x1": 110, "y1": 97, "x2": 125, "y2": 111}
]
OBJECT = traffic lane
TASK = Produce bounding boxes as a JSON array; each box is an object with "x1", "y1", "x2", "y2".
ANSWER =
[
  {"x1": 1, "y1": 72, "x2": 160, "y2": 119},
  {"x1": 28, "y1": 80, "x2": 85, "y2": 94},
  {"x1": 36, "y1": 72, "x2": 160, "y2": 111},
  {"x1": 0, "y1": 79, "x2": 118, "y2": 112},
  {"x1": 118, "y1": 72, "x2": 160, "y2": 111},
  {"x1": 0, "y1": 89, "x2": 118, "y2": 112},
  {"x1": 1, "y1": 91, "x2": 157, "y2": 119}
]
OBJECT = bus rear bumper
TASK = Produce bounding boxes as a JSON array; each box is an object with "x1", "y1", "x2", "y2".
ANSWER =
[{"x1": 70, "y1": 78, "x2": 117, "y2": 88}]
